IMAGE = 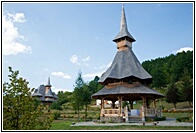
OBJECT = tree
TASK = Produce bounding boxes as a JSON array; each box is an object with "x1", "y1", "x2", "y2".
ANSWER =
[
  {"x1": 82, "y1": 84, "x2": 92, "y2": 121},
  {"x1": 50, "y1": 101, "x2": 62, "y2": 110},
  {"x1": 165, "y1": 82, "x2": 181, "y2": 109},
  {"x1": 88, "y1": 76, "x2": 103, "y2": 95},
  {"x1": 50, "y1": 91, "x2": 71, "y2": 110},
  {"x1": 3, "y1": 67, "x2": 54, "y2": 130},
  {"x1": 177, "y1": 69, "x2": 193, "y2": 107},
  {"x1": 71, "y1": 72, "x2": 85, "y2": 122},
  {"x1": 142, "y1": 51, "x2": 193, "y2": 88}
]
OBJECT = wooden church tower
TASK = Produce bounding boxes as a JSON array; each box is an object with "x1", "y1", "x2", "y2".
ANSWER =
[{"x1": 92, "y1": 4, "x2": 164, "y2": 123}]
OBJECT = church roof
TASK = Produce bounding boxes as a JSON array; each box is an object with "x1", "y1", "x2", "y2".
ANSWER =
[
  {"x1": 32, "y1": 85, "x2": 45, "y2": 96},
  {"x1": 98, "y1": 47, "x2": 152, "y2": 84},
  {"x1": 45, "y1": 88, "x2": 54, "y2": 97},
  {"x1": 113, "y1": 4, "x2": 135, "y2": 42},
  {"x1": 92, "y1": 82, "x2": 164, "y2": 101},
  {"x1": 32, "y1": 80, "x2": 58, "y2": 101}
]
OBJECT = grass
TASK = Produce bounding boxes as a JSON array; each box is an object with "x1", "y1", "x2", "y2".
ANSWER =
[
  {"x1": 49, "y1": 121, "x2": 193, "y2": 130},
  {"x1": 163, "y1": 112, "x2": 192, "y2": 118},
  {"x1": 133, "y1": 100, "x2": 192, "y2": 110},
  {"x1": 49, "y1": 101, "x2": 193, "y2": 130}
]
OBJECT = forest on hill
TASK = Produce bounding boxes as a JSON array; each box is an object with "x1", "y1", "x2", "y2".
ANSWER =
[{"x1": 142, "y1": 51, "x2": 193, "y2": 89}]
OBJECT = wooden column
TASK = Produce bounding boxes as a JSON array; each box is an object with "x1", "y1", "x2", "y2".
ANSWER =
[
  {"x1": 142, "y1": 96, "x2": 147, "y2": 116},
  {"x1": 112, "y1": 100, "x2": 116, "y2": 109},
  {"x1": 118, "y1": 96, "x2": 123, "y2": 116},
  {"x1": 141, "y1": 106, "x2": 145, "y2": 122},
  {"x1": 153, "y1": 99, "x2": 156, "y2": 109},
  {"x1": 129, "y1": 101, "x2": 133, "y2": 109},
  {"x1": 100, "y1": 97, "x2": 104, "y2": 116},
  {"x1": 139, "y1": 96, "x2": 146, "y2": 122}
]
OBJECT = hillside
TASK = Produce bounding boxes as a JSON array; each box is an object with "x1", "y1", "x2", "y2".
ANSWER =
[{"x1": 142, "y1": 51, "x2": 193, "y2": 88}]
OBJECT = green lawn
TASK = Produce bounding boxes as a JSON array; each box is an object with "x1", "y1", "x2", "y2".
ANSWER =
[
  {"x1": 163, "y1": 112, "x2": 192, "y2": 118},
  {"x1": 49, "y1": 101, "x2": 193, "y2": 130},
  {"x1": 49, "y1": 121, "x2": 193, "y2": 130}
]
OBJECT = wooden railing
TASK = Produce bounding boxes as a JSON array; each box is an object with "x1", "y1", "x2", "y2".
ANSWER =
[
  {"x1": 146, "y1": 108, "x2": 162, "y2": 117},
  {"x1": 102, "y1": 109, "x2": 119, "y2": 116}
]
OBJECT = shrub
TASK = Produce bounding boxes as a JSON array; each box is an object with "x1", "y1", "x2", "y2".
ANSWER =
[
  {"x1": 87, "y1": 115, "x2": 93, "y2": 120},
  {"x1": 94, "y1": 113, "x2": 100, "y2": 120},
  {"x1": 154, "y1": 116, "x2": 166, "y2": 121},
  {"x1": 176, "y1": 117, "x2": 189, "y2": 122},
  {"x1": 145, "y1": 117, "x2": 154, "y2": 122},
  {"x1": 101, "y1": 120, "x2": 106, "y2": 123},
  {"x1": 50, "y1": 102, "x2": 63, "y2": 110},
  {"x1": 53, "y1": 111, "x2": 61, "y2": 120},
  {"x1": 189, "y1": 116, "x2": 193, "y2": 122}
]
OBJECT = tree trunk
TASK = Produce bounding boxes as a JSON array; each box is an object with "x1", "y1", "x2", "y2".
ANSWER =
[
  {"x1": 173, "y1": 103, "x2": 176, "y2": 109},
  {"x1": 77, "y1": 107, "x2": 80, "y2": 122},
  {"x1": 188, "y1": 101, "x2": 192, "y2": 108},
  {"x1": 85, "y1": 104, "x2": 87, "y2": 121},
  {"x1": 129, "y1": 101, "x2": 133, "y2": 109}
]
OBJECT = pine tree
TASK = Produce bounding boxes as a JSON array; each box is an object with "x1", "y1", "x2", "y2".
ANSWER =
[
  {"x1": 71, "y1": 72, "x2": 85, "y2": 122},
  {"x1": 165, "y1": 82, "x2": 181, "y2": 109},
  {"x1": 3, "y1": 67, "x2": 54, "y2": 130}
]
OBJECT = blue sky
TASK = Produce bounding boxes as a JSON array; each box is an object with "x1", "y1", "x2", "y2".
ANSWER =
[{"x1": 2, "y1": 2, "x2": 193, "y2": 93}]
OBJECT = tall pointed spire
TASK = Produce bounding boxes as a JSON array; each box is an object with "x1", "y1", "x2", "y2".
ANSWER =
[
  {"x1": 113, "y1": 4, "x2": 135, "y2": 43},
  {"x1": 45, "y1": 77, "x2": 52, "y2": 87},
  {"x1": 120, "y1": 4, "x2": 127, "y2": 32}
]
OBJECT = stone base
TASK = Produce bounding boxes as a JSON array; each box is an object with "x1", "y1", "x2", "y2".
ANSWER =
[{"x1": 100, "y1": 116, "x2": 123, "y2": 123}]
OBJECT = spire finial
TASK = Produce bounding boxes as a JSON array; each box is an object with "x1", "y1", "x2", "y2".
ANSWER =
[{"x1": 48, "y1": 77, "x2": 50, "y2": 85}]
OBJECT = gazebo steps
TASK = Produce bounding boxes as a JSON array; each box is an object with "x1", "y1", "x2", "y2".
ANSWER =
[{"x1": 128, "y1": 116, "x2": 142, "y2": 123}]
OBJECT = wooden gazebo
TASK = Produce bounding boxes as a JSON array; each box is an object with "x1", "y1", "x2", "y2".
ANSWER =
[{"x1": 92, "y1": 5, "x2": 164, "y2": 123}]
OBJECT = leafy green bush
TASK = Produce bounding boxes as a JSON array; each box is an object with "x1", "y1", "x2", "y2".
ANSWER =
[
  {"x1": 101, "y1": 120, "x2": 106, "y2": 123},
  {"x1": 154, "y1": 116, "x2": 166, "y2": 121},
  {"x1": 176, "y1": 117, "x2": 190, "y2": 122},
  {"x1": 50, "y1": 102, "x2": 62, "y2": 110},
  {"x1": 189, "y1": 116, "x2": 193, "y2": 122},
  {"x1": 145, "y1": 117, "x2": 154, "y2": 122},
  {"x1": 53, "y1": 111, "x2": 61, "y2": 120},
  {"x1": 93, "y1": 113, "x2": 100, "y2": 120}
]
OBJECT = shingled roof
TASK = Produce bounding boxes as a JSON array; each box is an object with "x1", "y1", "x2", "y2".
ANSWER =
[
  {"x1": 92, "y1": 82, "x2": 164, "y2": 100},
  {"x1": 32, "y1": 78, "x2": 58, "y2": 102},
  {"x1": 98, "y1": 47, "x2": 152, "y2": 84}
]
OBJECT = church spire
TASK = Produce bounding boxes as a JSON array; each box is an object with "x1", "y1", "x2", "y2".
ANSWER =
[
  {"x1": 45, "y1": 77, "x2": 52, "y2": 87},
  {"x1": 113, "y1": 4, "x2": 135, "y2": 43},
  {"x1": 120, "y1": 4, "x2": 128, "y2": 32}
]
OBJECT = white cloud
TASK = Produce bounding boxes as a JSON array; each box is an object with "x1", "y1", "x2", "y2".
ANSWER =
[
  {"x1": 83, "y1": 62, "x2": 112, "y2": 78},
  {"x1": 8, "y1": 12, "x2": 26, "y2": 23},
  {"x1": 82, "y1": 56, "x2": 90, "y2": 62},
  {"x1": 176, "y1": 47, "x2": 193, "y2": 53},
  {"x1": 70, "y1": 55, "x2": 91, "y2": 66},
  {"x1": 99, "y1": 61, "x2": 112, "y2": 69},
  {"x1": 70, "y1": 54, "x2": 80, "y2": 65},
  {"x1": 2, "y1": 11, "x2": 31, "y2": 55},
  {"x1": 51, "y1": 71, "x2": 71, "y2": 79}
]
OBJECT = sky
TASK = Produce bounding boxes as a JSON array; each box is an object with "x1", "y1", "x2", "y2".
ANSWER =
[{"x1": 2, "y1": 2, "x2": 194, "y2": 93}]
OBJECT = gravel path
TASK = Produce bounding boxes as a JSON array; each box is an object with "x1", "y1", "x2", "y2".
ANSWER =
[{"x1": 71, "y1": 118, "x2": 193, "y2": 127}]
